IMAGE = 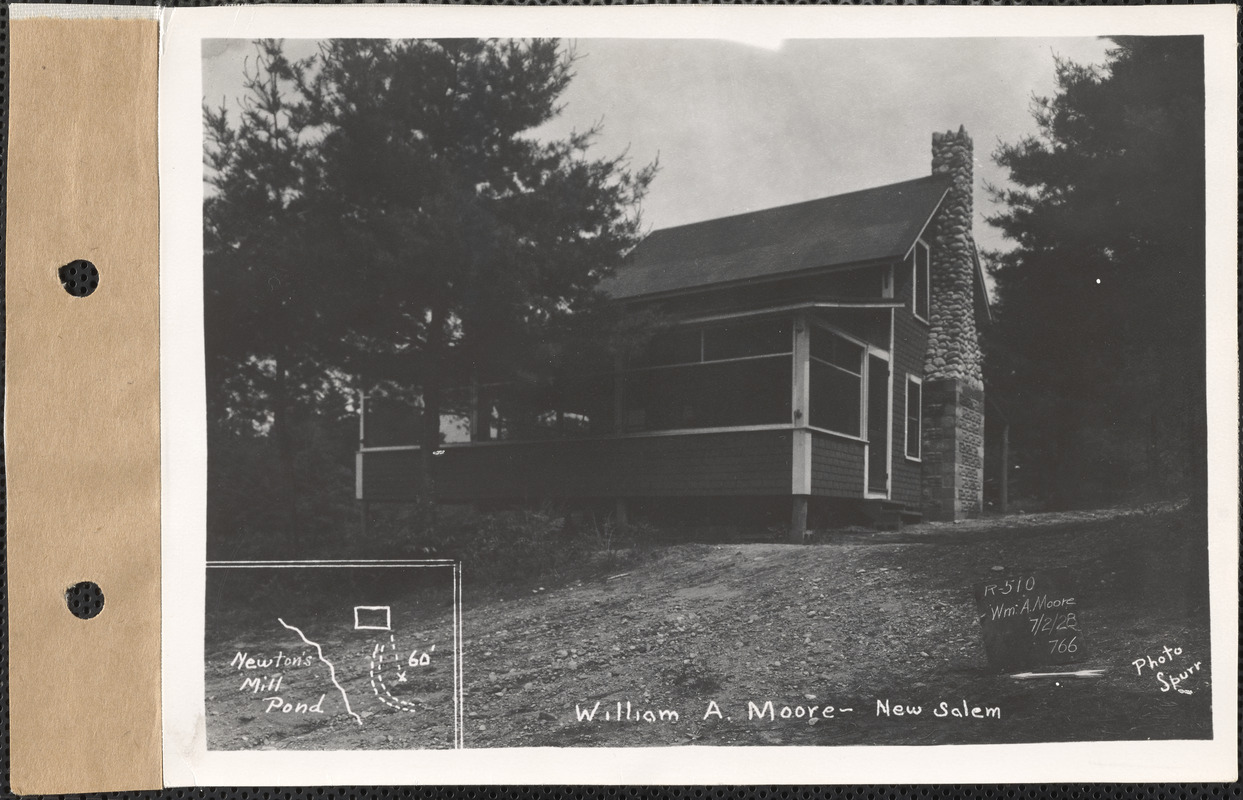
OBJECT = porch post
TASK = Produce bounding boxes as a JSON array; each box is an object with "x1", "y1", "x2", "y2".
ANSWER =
[
  {"x1": 790, "y1": 495, "x2": 809, "y2": 544},
  {"x1": 791, "y1": 314, "x2": 812, "y2": 544},
  {"x1": 792, "y1": 313, "x2": 810, "y2": 428}
]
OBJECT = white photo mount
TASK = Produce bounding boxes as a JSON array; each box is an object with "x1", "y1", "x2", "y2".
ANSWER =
[
  {"x1": 159, "y1": 5, "x2": 1237, "y2": 786},
  {"x1": 6, "y1": 3, "x2": 1232, "y2": 793}
]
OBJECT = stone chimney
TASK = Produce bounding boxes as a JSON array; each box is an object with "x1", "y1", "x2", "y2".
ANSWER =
[{"x1": 922, "y1": 126, "x2": 984, "y2": 520}]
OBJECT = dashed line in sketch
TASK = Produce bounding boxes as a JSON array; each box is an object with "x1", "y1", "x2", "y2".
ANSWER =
[
  {"x1": 369, "y1": 639, "x2": 421, "y2": 712},
  {"x1": 277, "y1": 617, "x2": 364, "y2": 725}
]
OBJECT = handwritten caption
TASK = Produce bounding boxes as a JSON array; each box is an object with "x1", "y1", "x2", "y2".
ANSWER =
[
  {"x1": 973, "y1": 568, "x2": 1085, "y2": 670},
  {"x1": 1132, "y1": 645, "x2": 1202, "y2": 695},
  {"x1": 572, "y1": 697, "x2": 1001, "y2": 725}
]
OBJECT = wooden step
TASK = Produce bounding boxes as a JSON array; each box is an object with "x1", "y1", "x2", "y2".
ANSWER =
[
  {"x1": 862, "y1": 500, "x2": 922, "y2": 531},
  {"x1": 873, "y1": 511, "x2": 904, "y2": 531}
]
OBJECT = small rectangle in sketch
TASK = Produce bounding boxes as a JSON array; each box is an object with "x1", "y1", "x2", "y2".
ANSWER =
[{"x1": 354, "y1": 606, "x2": 391, "y2": 631}]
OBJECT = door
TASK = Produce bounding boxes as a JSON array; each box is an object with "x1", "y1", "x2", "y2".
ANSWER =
[{"x1": 866, "y1": 353, "x2": 889, "y2": 495}]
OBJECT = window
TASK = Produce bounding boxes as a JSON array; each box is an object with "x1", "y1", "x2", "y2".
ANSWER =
[
  {"x1": 910, "y1": 240, "x2": 930, "y2": 321},
  {"x1": 703, "y1": 319, "x2": 792, "y2": 361},
  {"x1": 360, "y1": 395, "x2": 421, "y2": 447},
  {"x1": 808, "y1": 325, "x2": 865, "y2": 437},
  {"x1": 649, "y1": 328, "x2": 702, "y2": 366},
  {"x1": 645, "y1": 319, "x2": 791, "y2": 367},
  {"x1": 626, "y1": 357, "x2": 791, "y2": 430},
  {"x1": 624, "y1": 318, "x2": 793, "y2": 432},
  {"x1": 483, "y1": 373, "x2": 616, "y2": 441},
  {"x1": 905, "y1": 375, "x2": 922, "y2": 460},
  {"x1": 536, "y1": 374, "x2": 616, "y2": 437}
]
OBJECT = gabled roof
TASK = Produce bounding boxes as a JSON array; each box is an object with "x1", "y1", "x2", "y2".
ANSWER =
[{"x1": 602, "y1": 174, "x2": 952, "y2": 301}]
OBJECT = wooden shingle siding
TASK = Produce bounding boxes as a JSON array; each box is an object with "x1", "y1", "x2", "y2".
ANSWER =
[
  {"x1": 361, "y1": 430, "x2": 793, "y2": 502},
  {"x1": 891, "y1": 278, "x2": 930, "y2": 507},
  {"x1": 809, "y1": 433, "x2": 866, "y2": 497}
]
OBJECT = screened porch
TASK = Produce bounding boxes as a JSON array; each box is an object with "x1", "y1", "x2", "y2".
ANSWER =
[{"x1": 356, "y1": 303, "x2": 901, "y2": 510}]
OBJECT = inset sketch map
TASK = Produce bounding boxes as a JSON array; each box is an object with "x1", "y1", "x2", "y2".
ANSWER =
[{"x1": 204, "y1": 561, "x2": 461, "y2": 750}]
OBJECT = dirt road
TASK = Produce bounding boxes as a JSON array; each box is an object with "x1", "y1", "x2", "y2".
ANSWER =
[{"x1": 204, "y1": 502, "x2": 1213, "y2": 749}]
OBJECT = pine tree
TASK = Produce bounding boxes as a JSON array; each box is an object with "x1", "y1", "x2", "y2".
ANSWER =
[
  {"x1": 204, "y1": 40, "x2": 337, "y2": 547},
  {"x1": 986, "y1": 37, "x2": 1205, "y2": 506},
  {"x1": 205, "y1": 38, "x2": 655, "y2": 517}
]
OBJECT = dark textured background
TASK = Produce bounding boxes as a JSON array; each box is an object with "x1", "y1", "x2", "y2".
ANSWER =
[{"x1": 0, "y1": 0, "x2": 1237, "y2": 795}]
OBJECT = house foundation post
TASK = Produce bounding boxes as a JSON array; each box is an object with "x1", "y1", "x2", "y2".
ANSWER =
[
  {"x1": 790, "y1": 495, "x2": 809, "y2": 544},
  {"x1": 615, "y1": 498, "x2": 629, "y2": 535}
]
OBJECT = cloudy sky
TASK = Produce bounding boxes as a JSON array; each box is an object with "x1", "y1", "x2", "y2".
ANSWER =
[{"x1": 203, "y1": 36, "x2": 1113, "y2": 259}]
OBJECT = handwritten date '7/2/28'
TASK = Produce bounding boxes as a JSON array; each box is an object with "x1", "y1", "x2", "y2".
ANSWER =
[
  {"x1": 1030, "y1": 612, "x2": 1079, "y2": 636},
  {"x1": 1030, "y1": 612, "x2": 1080, "y2": 654}
]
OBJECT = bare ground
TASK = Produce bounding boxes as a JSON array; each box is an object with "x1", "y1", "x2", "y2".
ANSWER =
[{"x1": 204, "y1": 500, "x2": 1213, "y2": 749}]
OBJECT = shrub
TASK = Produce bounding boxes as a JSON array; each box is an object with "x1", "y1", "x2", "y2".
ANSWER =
[
  {"x1": 419, "y1": 506, "x2": 654, "y2": 588},
  {"x1": 433, "y1": 507, "x2": 586, "y2": 586}
]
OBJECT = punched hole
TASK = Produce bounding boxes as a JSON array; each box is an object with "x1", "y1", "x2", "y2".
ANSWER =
[
  {"x1": 58, "y1": 259, "x2": 100, "y2": 297},
  {"x1": 65, "y1": 581, "x2": 105, "y2": 620}
]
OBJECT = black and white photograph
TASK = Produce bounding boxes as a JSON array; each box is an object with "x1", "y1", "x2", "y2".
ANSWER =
[{"x1": 159, "y1": 6, "x2": 1236, "y2": 783}]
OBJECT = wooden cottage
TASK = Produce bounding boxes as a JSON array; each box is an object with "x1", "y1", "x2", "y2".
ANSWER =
[{"x1": 357, "y1": 128, "x2": 990, "y2": 536}]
